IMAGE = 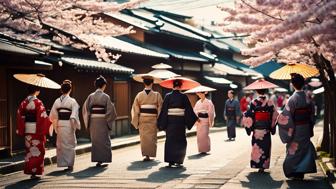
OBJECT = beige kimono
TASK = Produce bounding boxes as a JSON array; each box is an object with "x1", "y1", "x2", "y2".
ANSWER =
[
  {"x1": 50, "y1": 95, "x2": 80, "y2": 167},
  {"x1": 131, "y1": 89, "x2": 162, "y2": 157}
]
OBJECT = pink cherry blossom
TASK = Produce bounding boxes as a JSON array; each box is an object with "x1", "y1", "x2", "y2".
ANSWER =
[
  {"x1": 288, "y1": 142, "x2": 299, "y2": 155},
  {"x1": 277, "y1": 114, "x2": 289, "y2": 125},
  {"x1": 251, "y1": 144, "x2": 264, "y2": 163},
  {"x1": 242, "y1": 117, "x2": 253, "y2": 128},
  {"x1": 30, "y1": 146, "x2": 41, "y2": 157},
  {"x1": 254, "y1": 129, "x2": 267, "y2": 140},
  {"x1": 263, "y1": 158, "x2": 270, "y2": 169}
]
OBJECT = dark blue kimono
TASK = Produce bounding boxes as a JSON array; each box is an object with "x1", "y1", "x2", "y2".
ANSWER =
[{"x1": 157, "y1": 90, "x2": 198, "y2": 164}]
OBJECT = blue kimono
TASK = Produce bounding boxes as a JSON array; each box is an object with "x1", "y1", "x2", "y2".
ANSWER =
[
  {"x1": 224, "y1": 99, "x2": 241, "y2": 139},
  {"x1": 277, "y1": 91, "x2": 316, "y2": 178},
  {"x1": 157, "y1": 90, "x2": 198, "y2": 164}
]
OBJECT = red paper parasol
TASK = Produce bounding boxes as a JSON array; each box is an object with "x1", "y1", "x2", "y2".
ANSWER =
[
  {"x1": 160, "y1": 77, "x2": 200, "y2": 90},
  {"x1": 244, "y1": 79, "x2": 278, "y2": 90}
]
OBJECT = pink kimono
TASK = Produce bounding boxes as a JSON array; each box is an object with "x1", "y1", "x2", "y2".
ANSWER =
[{"x1": 194, "y1": 98, "x2": 215, "y2": 153}]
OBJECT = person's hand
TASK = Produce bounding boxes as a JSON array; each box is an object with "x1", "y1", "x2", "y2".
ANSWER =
[{"x1": 224, "y1": 116, "x2": 227, "y2": 121}]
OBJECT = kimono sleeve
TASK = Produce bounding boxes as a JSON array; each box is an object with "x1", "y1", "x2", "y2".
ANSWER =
[
  {"x1": 184, "y1": 95, "x2": 198, "y2": 130},
  {"x1": 49, "y1": 100, "x2": 59, "y2": 133},
  {"x1": 277, "y1": 97, "x2": 295, "y2": 144},
  {"x1": 131, "y1": 94, "x2": 140, "y2": 129},
  {"x1": 234, "y1": 100, "x2": 242, "y2": 117},
  {"x1": 157, "y1": 92, "x2": 163, "y2": 116},
  {"x1": 223, "y1": 100, "x2": 227, "y2": 118},
  {"x1": 208, "y1": 100, "x2": 216, "y2": 127},
  {"x1": 106, "y1": 95, "x2": 117, "y2": 131},
  {"x1": 270, "y1": 102, "x2": 279, "y2": 135},
  {"x1": 82, "y1": 95, "x2": 90, "y2": 129},
  {"x1": 241, "y1": 101, "x2": 255, "y2": 136},
  {"x1": 36, "y1": 100, "x2": 52, "y2": 136},
  {"x1": 16, "y1": 101, "x2": 26, "y2": 136},
  {"x1": 70, "y1": 99, "x2": 81, "y2": 130},
  {"x1": 157, "y1": 94, "x2": 169, "y2": 131}
]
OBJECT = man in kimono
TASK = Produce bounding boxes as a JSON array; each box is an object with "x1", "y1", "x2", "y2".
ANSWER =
[
  {"x1": 224, "y1": 90, "x2": 241, "y2": 141},
  {"x1": 242, "y1": 88, "x2": 279, "y2": 173},
  {"x1": 50, "y1": 80, "x2": 80, "y2": 171},
  {"x1": 82, "y1": 76, "x2": 117, "y2": 167},
  {"x1": 16, "y1": 85, "x2": 52, "y2": 179},
  {"x1": 277, "y1": 73, "x2": 317, "y2": 180},
  {"x1": 158, "y1": 79, "x2": 198, "y2": 167},
  {"x1": 131, "y1": 76, "x2": 163, "y2": 161}
]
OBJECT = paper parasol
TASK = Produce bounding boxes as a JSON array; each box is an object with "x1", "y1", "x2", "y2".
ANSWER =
[
  {"x1": 132, "y1": 73, "x2": 162, "y2": 84},
  {"x1": 184, "y1": 85, "x2": 217, "y2": 94},
  {"x1": 160, "y1": 77, "x2": 200, "y2": 90},
  {"x1": 270, "y1": 63, "x2": 319, "y2": 80},
  {"x1": 244, "y1": 79, "x2": 278, "y2": 90},
  {"x1": 13, "y1": 74, "x2": 61, "y2": 89},
  {"x1": 148, "y1": 69, "x2": 180, "y2": 79},
  {"x1": 151, "y1": 63, "x2": 172, "y2": 69}
]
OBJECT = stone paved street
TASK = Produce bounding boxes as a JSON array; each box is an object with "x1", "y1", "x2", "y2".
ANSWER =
[{"x1": 0, "y1": 125, "x2": 331, "y2": 189}]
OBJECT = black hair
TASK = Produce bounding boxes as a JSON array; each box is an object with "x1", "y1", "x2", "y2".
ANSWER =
[
  {"x1": 143, "y1": 78, "x2": 154, "y2": 86},
  {"x1": 291, "y1": 73, "x2": 305, "y2": 90},
  {"x1": 95, "y1": 75, "x2": 107, "y2": 89},
  {"x1": 173, "y1": 79, "x2": 182, "y2": 88},
  {"x1": 256, "y1": 89, "x2": 268, "y2": 95},
  {"x1": 61, "y1": 79, "x2": 72, "y2": 94},
  {"x1": 228, "y1": 90, "x2": 235, "y2": 96},
  {"x1": 27, "y1": 85, "x2": 40, "y2": 95}
]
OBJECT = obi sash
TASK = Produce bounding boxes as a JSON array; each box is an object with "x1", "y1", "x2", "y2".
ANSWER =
[
  {"x1": 140, "y1": 104, "x2": 158, "y2": 116},
  {"x1": 198, "y1": 111, "x2": 209, "y2": 118},
  {"x1": 58, "y1": 108, "x2": 72, "y2": 120},
  {"x1": 24, "y1": 111, "x2": 37, "y2": 134},
  {"x1": 294, "y1": 106, "x2": 311, "y2": 125},
  {"x1": 168, "y1": 108, "x2": 185, "y2": 116},
  {"x1": 25, "y1": 111, "x2": 36, "y2": 122},
  {"x1": 226, "y1": 107, "x2": 236, "y2": 120},
  {"x1": 254, "y1": 111, "x2": 271, "y2": 129},
  {"x1": 91, "y1": 105, "x2": 106, "y2": 118}
]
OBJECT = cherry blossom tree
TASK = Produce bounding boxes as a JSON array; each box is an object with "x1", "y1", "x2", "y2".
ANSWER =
[
  {"x1": 0, "y1": 0, "x2": 146, "y2": 62},
  {"x1": 220, "y1": 0, "x2": 336, "y2": 163}
]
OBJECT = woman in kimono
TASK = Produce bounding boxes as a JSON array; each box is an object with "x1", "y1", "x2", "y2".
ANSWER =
[
  {"x1": 131, "y1": 75, "x2": 163, "y2": 161},
  {"x1": 277, "y1": 73, "x2": 316, "y2": 179},
  {"x1": 82, "y1": 76, "x2": 117, "y2": 167},
  {"x1": 158, "y1": 79, "x2": 198, "y2": 167},
  {"x1": 193, "y1": 90, "x2": 216, "y2": 154},
  {"x1": 50, "y1": 80, "x2": 80, "y2": 171},
  {"x1": 241, "y1": 88, "x2": 278, "y2": 173},
  {"x1": 16, "y1": 85, "x2": 52, "y2": 179},
  {"x1": 224, "y1": 90, "x2": 241, "y2": 141}
]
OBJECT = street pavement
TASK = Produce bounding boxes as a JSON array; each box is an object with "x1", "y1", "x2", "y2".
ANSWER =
[{"x1": 0, "y1": 125, "x2": 331, "y2": 189}]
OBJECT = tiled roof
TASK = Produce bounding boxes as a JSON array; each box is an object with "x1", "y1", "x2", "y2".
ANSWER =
[
  {"x1": 92, "y1": 35, "x2": 169, "y2": 59},
  {"x1": 61, "y1": 57, "x2": 134, "y2": 74}
]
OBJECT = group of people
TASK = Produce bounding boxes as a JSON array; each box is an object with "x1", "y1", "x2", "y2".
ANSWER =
[{"x1": 16, "y1": 72, "x2": 317, "y2": 181}]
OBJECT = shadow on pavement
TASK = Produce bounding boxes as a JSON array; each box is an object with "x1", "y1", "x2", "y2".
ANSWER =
[
  {"x1": 46, "y1": 169, "x2": 69, "y2": 176},
  {"x1": 286, "y1": 175, "x2": 332, "y2": 189},
  {"x1": 136, "y1": 166, "x2": 189, "y2": 183},
  {"x1": 5, "y1": 178, "x2": 44, "y2": 189},
  {"x1": 188, "y1": 153, "x2": 209, "y2": 160},
  {"x1": 127, "y1": 160, "x2": 160, "y2": 171},
  {"x1": 68, "y1": 166, "x2": 108, "y2": 179},
  {"x1": 241, "y1": 172, "x2": 283, "y2": 189}
]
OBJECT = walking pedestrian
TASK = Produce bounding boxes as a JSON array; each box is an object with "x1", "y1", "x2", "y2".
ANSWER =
[
  {"x1": 82, "y1": 75, "x2": 117, "y2": 167},
  {"x1": 241, "y1": 79, "x2": 279, "y2": 173},
  {"x1": 131, "y1": 74, "x2": 163, "y2": 161},
  {"x1": 50, "y1": 80, "x2": 80, "y2": 171},
  {"x1": 277, "y1": 73, "x2": 317, "y2": 180},
  {"x1": 158, "y1": 78, "x2": 198, "y2": 167},
  {"x1": 224, "y1": 90, "x2": 241, "y2": 141}
]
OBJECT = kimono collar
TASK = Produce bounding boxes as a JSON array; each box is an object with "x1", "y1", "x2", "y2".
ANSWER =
[
  {"x1": 95, "y1": 88, "x2": 104, "y2": 93},
  {"x1": 144, "y1": 88, "x2": 151, "y2": 95},
  {"x1": 60, "y1": 94, "x2": 70, "y2": 102},
  {"x1": 27, "y1": 95, "x2": 37, "y2": 102}
]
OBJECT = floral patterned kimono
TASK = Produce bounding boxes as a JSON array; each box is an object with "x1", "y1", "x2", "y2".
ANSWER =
[
  {"x1": 277, "y1": 91, "x2": 317, "y2": 178},
  {"x1": 193, "y1": 98, "x2": 215, "y2": 153},
  {"x1": 242, "y1": 96, "x2": 278, "y2": 170},
  {"x1": 16, "y1": 96, "x2": 52, "y2": 175},
  {"x1": 50, "y1": 95, "x2": 80, "y2": 168}
]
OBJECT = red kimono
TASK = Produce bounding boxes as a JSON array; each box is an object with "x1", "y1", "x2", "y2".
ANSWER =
[{"x1": 16, "y1": 96, "x2": 52, "y2": 175}]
